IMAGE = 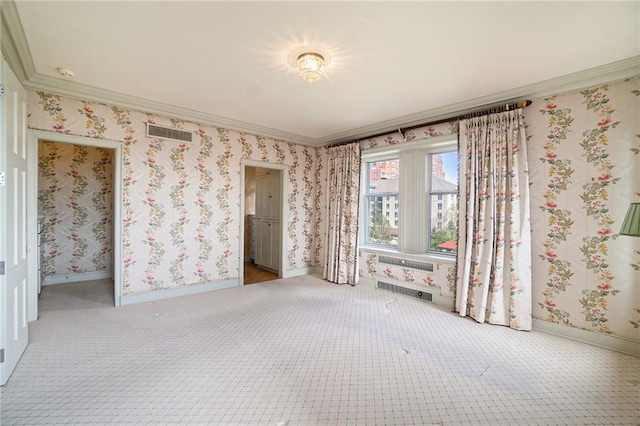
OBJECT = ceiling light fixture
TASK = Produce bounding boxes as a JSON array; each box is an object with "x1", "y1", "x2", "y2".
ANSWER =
[{"x1": 297, "y1": 52, "x2": 325, "y2": 83}]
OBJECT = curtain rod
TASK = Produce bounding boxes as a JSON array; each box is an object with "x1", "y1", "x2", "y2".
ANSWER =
[{"x1": 329, "y1": 99, "x2": 532, "y2": 147}]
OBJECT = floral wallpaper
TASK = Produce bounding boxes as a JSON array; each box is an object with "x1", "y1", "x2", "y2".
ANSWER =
[
  {"x1": 528, "y1": 77, "x2": 639, "y2": 341},
  {"x1": 351, "y1": 77, "x2": 639, "y2": 342},
  {"x1": 38, "y1": 141, "x2": 114, "y2": 277},
  {"x1": 29, "y1": 75, "x2": 639, "y2": 343},
  {"x1": 29, "y1": 92, "x2": 319, "y2": 295}
]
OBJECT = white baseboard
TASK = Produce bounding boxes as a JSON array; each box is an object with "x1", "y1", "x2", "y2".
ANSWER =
[
  {"x1": 121, "y1": 279, "x2": 238, "y2": 306},
  {"x1": 533, "y1": 318, "x2": 639, "y2": 358},
  {"x1": 285, "y1": 266, "x2": 322, "y2": 278},
  {"x1": 43, "y1": 271, "x2": 112, "y2": 286},
  {"x1": 358, "y1": 276, "x2": 376, "y2": 288}
]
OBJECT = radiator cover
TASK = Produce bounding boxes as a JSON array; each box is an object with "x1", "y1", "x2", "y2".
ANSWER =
[
  {"x1": 377, "y1": 280, "x2": 433, "y2": 302},
  {"x1": 377, "y1": 255, "x2": 434, "y2": 272}
]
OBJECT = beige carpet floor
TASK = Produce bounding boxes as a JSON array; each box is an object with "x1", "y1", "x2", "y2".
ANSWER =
[{"x1": 1, "y1": 274, "x2": 638, "y2": 425}]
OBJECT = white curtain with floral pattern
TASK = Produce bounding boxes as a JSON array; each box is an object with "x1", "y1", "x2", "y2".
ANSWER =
[
  {"x1": 323, "y1": 143, "x2": 361, "y2": 285},
  {"x1": 455, "y1": 109, "x2": 532, "y2": 330}
]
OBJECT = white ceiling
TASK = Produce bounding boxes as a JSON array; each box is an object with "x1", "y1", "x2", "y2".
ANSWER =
[{"x1": 4, "y1": 1, "x2": 640, "y2": 146}]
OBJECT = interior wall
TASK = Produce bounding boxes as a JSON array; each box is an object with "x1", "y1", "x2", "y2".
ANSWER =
[
  {"x1": 244, "y1": 166, "x2": 256, "y2": 260},
  {"x1": 38, "y1": 141, "x2": 114, "y2": 278},
  {"x1": 27, "y1": 77, "x2": 639, "y2": 342},
  {"x1": 345, "y1": 77, "x2": 640, "y2": 343},
  {"x1": 28, "y1": 92, "x2": 319, "y2": 295},
  {"x1": 527, "y1": 78, "x2": 639, "y2": 342}
]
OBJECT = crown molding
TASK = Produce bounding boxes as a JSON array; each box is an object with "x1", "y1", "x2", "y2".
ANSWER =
[
  {"x1": 0, "y1": 0, "x2": 317, "y2": 146},
  {"x1": 318, "y1": 55, "x2": 640, "y2": 146},
  {"x1": 3, "y1": 0, "x2": 638, "y2": 148},
  {"x1": 0, "y1": 0, "x2": 36, "y2": 82},
  {"x1": 24, "y1": 73, "x2": 318, "y2": 146}
]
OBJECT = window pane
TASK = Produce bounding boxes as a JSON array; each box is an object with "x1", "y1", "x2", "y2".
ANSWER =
[
  {"x1": 431, "y1": 151, "x2": 458, "y2": 192},
  {"x1": 366, "y1": 159, "x2": 399, "y2": 247},
  {"x1": 367, "y1": 160, "x2": 399, "y2": 193},
  {"x1": 429, "y1": 193, "x2": 457, "y2": 252},
  {"x1": 430, "y1": 151, "x2": 458, "y2": 253},
  {"x1": 366, "y1": 195, "x2": 398, "y2": 246}
]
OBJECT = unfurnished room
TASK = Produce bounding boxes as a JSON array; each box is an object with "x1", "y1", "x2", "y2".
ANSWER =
[{"x1": 0, "y1": 1, "x2": 639, "y2": 425}]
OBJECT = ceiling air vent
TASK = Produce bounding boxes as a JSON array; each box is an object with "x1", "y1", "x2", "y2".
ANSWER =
[{"x1": 146, "y1": 124, "x2": 193, "y2": 143}]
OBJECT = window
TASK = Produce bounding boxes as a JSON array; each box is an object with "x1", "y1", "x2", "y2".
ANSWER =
[
  {"x1": 361, "y1": 135, "x2": 458, "y2": 255},
  {"x1": 364, "y1": 158, "x2": 399, "y2": 246},
  {"x1": 429, "y1": 151, "x2": 458, "y2": 253}
]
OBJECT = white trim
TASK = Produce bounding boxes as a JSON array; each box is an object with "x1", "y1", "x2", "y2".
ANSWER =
[
  {"x1": 239, "y1": 160, "x2": 288, "y2": 285},
  {"x1": 399, "y1": 149, "x2": 428, "y2": 253},
  {"x1": 27, "y1": 130, "x2": 124, "y2": 319},
  {"x1": 533, "y1": 318, "x2": 640, "y2": 358},
  {"x1": 359, "y1": 246, "x2": 456, "y2": 265},
  {"x1": 358, "y1": 276, "x2": 376, "y2": 288},
  {"x1": 26, "y1": 129, "x2": 39, "y2": 322},
  {"x1": 43, "y1": 271, "x2": 112, "y2": 286},
  {"x1": 121, "y1": 279, "x2": 237, "y2": 306},
  {"x1": 286, "y1": 266, "x2": 322, "y2": 279},
  {"x1": 25, "y1": 74, "x2": 316, "y2": 146},
  {"x1": 0, "y1": 1, "x2": 36, "y2": 83}
]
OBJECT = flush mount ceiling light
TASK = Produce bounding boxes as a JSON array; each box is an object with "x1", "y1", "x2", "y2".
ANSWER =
[{"x1": 296, "y1": 52, "x2": 325, "y2": 83}]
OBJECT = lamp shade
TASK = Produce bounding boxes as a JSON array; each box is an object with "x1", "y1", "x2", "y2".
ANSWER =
[{"x1": 619, "y1": 202, "x2": 640, "y2": 236}]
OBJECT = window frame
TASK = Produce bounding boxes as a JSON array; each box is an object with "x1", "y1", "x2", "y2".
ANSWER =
[{"x1": 359, "y1": 134, "x2": 458, "y2": 258}]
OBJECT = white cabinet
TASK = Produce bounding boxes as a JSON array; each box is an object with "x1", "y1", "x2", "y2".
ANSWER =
[
  {"x1": 254, "y1": 170, "x2": 281, "y2": 273},
  {"x1": 255, "y1": 218, "x2": 280, "y2": 271},
  {"x1": 256, "y1": 173, "x2": 280, "y2": 219},
  {"x1": 249, "y1": 215, "x2": 256, "y2": 261}
]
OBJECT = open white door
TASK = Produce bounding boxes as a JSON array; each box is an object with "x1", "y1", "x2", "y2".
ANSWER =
[{"x1": 0, "y1": 60, "x2": 29, "y2": 386}]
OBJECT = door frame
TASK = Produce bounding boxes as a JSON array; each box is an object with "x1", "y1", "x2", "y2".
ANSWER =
[
  {"x1": 239, "y1": 160, "x2": 287, "y2": 285},
  {"x1": 27, "y1": 130, "x2": 123, "y2": 320}
]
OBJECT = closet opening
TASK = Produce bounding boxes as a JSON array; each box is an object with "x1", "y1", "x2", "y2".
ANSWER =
[
  {"x1": 240, "y1": 161, "x2": 286, "y2": 285},
  {"x1": 28, "y1": 131, "x2": 123, "y2": 320}
]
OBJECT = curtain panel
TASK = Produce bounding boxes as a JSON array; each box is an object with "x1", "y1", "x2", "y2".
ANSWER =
[
  {"x1": 322, "y1": 143, "x2": 361, "y2": 285},
  {"x1": 455, "y1": 109, "x2": 532, "y2": 330}
]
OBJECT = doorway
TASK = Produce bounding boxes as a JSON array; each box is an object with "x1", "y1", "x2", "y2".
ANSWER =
[
  {"x1": 27, "y1": 130, "x2": 123, "y2": 321},
  {"x1": 240, "y1": 161, "x2": 286, "y2": 285}
]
